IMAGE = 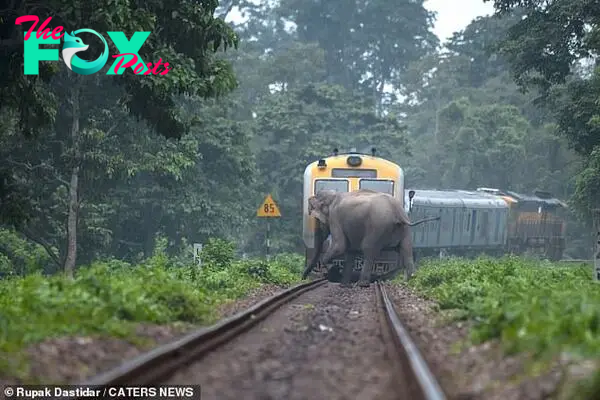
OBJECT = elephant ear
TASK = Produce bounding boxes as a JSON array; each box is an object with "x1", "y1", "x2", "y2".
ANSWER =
[{"x1": 308, "y1": 196, "x2": 328, "y2": 224}]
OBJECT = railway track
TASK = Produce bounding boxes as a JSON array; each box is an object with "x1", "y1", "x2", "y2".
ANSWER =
[
  {"x1": 73, "y1": 279, "x2": 446, "y2": 400},
  {"x1": 376, "y1": 283, "x2": 446, "y2": 400}
]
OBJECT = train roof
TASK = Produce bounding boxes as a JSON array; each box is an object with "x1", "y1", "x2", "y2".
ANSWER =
[
  {"x1": 306, "y1": 147, "x2": 400, "y2": 165},
  {"x1": 304, "y1": 152, "x2": 401, "y2": 174},
  {"x1": 404, "y1": 189, "x2": 509, "y2": 208},
  {"x1": 504, "y1": 190, "x2": 567, "y2": 208},
  {"x1": 308, "y1": 154, "x2": 398, "y2": 163},
  {"x1": 476, "y1": 187, "x2": 567, "y2": 208}
]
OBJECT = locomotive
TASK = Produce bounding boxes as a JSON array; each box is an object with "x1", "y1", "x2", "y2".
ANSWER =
[{"x1": 302, "y1": 149, "x2": 568, "y2": 282}]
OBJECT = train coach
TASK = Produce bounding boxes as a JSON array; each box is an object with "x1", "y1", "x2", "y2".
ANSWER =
[{"x1": 405, "y1": 189, "x2": 510, "y2": 260}]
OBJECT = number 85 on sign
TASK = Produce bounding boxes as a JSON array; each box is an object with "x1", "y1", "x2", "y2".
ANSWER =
[{"x1": 257, "y1": 194, "x2": 281, "y2": 217}]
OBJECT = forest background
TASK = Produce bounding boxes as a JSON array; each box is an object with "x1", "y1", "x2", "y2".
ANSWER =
[{"x1": 1, "y1": 0, "x2": 599, "y2": 275}]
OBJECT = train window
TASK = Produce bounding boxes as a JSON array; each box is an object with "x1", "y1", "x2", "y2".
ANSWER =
[
  {"x1": 359, "y1": 179, "x2": 394, "y2": 195},
  {"x1": 314, "y1": 179, "x2": 349, "y2": 194},
  {"x1": 332, "y1": 168, "x2": 377, "y2": 178}
]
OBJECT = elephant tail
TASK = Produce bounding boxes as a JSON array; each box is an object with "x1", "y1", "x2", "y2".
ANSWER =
[{"x1": 407, "y1": 215, "x2": 440, "y2": 226}]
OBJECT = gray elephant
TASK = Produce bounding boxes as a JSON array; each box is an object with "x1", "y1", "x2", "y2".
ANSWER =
[{"x1": 303, "y1": 189, "x2": 439, "y2": 287}]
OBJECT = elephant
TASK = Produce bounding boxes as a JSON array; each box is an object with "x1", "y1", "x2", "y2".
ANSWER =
[{"x1": 302, "y1": 189, "x2": 439, "y2": 287}]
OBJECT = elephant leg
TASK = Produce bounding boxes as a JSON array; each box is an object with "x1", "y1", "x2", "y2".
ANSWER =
[
  {"x1": 320, "y1": 237, "x2": 346, "y2": 266},
  {"x1": 341, "y1": 251, "x2": 355, "y2": 287},
  {"x1": 358, "y1": 248, "x2": 379, "y2": 287}
]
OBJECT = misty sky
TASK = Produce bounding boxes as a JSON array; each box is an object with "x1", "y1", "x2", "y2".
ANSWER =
[
  {"x1": 426, "y1": 0, "x2": 495, "y2": 41},
  {"x1": 226, "y1": 0, "x2": 496, "y2": 44}
]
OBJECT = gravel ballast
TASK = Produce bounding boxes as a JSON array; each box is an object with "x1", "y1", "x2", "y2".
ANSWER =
[{"x1": 166, "y1": 283, "x2": 406, "y2": 400}]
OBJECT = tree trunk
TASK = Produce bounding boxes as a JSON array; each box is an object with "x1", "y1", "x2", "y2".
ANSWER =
[{"x1": 63, "y1": 78, "x2": 81, "y2": 278}]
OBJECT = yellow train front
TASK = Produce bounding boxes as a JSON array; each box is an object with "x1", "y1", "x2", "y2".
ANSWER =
[{"x1": 302, "y1": 148, "x2": 405, "y2": 282}]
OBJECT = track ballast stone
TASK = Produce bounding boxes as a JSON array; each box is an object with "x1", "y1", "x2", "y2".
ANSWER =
[{"x1": 166, "y1": 282, "x2": 406, "y2": 400}]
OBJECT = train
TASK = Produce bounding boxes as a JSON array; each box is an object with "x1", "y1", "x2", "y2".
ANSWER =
[{"x1": 302, "y1": 149, "x2": 568, "y2": 282}]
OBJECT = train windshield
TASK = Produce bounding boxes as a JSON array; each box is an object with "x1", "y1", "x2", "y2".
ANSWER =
[
  {"x1": 359, "y1": 179, "x2": 394, "y2": 195},
  {"x1": 332, "y1": 168, "x2": 377, "y2": 178},
  {"x1": 314, "y1": 179, "x2": 349, "y2": 193}
]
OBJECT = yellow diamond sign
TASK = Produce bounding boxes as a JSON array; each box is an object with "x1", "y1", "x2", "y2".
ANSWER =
[{"x1": 257, "y1": 194, "x2": 281, "y2": 217}]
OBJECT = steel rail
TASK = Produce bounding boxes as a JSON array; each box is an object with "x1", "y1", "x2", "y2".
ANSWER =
[
  {"x1": 376, "y1": 282, "x2": 447, "y2": 400},
  {"x1": 73, "y1": 278, "x2": 327, "y2": 393}
]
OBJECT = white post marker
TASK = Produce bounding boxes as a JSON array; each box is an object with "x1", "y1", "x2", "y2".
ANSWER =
[
  {"x1": 593, "y1": 209, "x2": 600, "y2": 282},
  {"x1": 193, "y1": 243, "x2": 203, "y2": 267}
]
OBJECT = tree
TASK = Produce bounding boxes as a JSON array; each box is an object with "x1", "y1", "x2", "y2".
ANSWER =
[
  {"x1": 277, "y1": 0, "x2": 438, "y2": 110},
  {"x1": 485, "y1": 0, "x2": 600, "y2": 216},
  {"x1": 1, "y1": 0, "x2": 241, "y2": 275},
  {"x1": 249, "y1": 83, "x2": 409, "y2": 253},
  {"x1": 1, "y1": 0, "x2": 239, "y2": 138}
]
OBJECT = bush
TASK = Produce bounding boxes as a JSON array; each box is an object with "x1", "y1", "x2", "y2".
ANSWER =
[
  {"x1": 201, "y1": 238, "x2": 236, "y2": 270},
  {"x1": 0, "y1": 238, "x2": 303, "y2": 356},
  {"x1": 0, "y1": 228, "x2": 54, "y2": 276},
  {"x1": 406, "y1": 256, "x2": 599, "y2": 359}
]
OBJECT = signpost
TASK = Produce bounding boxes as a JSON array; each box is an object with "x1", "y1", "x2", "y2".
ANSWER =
[
  {"x1": 193, "y1": 243, "x2": 203, "y2": 267},
  {"x1": 257, "y1": 194, "x2": 281, "y2": 259}
]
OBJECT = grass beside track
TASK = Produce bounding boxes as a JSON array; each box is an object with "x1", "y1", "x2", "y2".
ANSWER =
[
  {"x1": 401, "y1": 256, "x2": 600, "y2": 398},
  {"x1": 0, "y1": 241, "x2": 302, "y2": 378}
]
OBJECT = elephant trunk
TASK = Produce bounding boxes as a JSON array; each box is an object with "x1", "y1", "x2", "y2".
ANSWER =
[{"x1": 302, "y1": 221, "x2": 330, "y2": 279}]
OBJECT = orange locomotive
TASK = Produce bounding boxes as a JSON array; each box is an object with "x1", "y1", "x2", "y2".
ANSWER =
[{"x1": 478, "y1": 188, "x2": 568, "y2": 261}]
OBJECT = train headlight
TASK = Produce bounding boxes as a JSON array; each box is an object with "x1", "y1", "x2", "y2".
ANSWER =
[{"x1": 346, "y1": 156, "x2": 362, "y2": 167}]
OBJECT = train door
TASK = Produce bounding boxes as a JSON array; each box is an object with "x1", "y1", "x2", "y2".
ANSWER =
[
  {"x1": 494, "y1": 210, "x2": 501, "y2": 244},
  {"x1": 436, "y1": 208, "x2": 443, "y2": 246},
  {"x1": 469, "y1": 210, "x2": 477, "y2": 244},
  {"x1": 463, "y1": 209, "x2": 470, "y2": 245},
  {"x1": 450, "y1": 208, "x2": 457, "y2": 247},
  {"x1": 420, "y1": 206, "x2": 427, "y2": 245},
  {"x1": 453, "y1": 207, "x2": 462, "y2": 247},
  {"x1": 481, "y1": 211, "x2": 489, "y2": 246}
]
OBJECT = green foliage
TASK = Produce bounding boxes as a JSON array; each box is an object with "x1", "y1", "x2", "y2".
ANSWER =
[
  {"x1": 407, "y1": 256, "x2": 599, "y2": 359},
  {"x1": 435, "y1": 99, "x2": 528, "y2": 189},
  {"x1": 486, "y1": 0, "x2": 600, "y2": 215},
  {"x1": 0, "y1": 229, "x2": 53, "y2": 276},
  {"x1": 1, "y1": 0, "x2": 239, "y2": 139},
  {"x1": 0, "y1": 83, "x2": 257, "y2": 266},
  {"x1": 0, "y1": 241, "x2": 302, "y2": 360},
  {"x1": 248, "y1": 82, "x2": 410, "y2": 253},
  {"x1": 278, "y1": 0, "x2": 438, "y2": 107},
  {"x1": 200, "y1": 238, "x2": 236, "y2": 270},
  {"x1": 399, "y1": 12, "x2": 587, "y2": 252},
  {"x1": 572, "y1": 147, "x2": 600, "y2": 218}
]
